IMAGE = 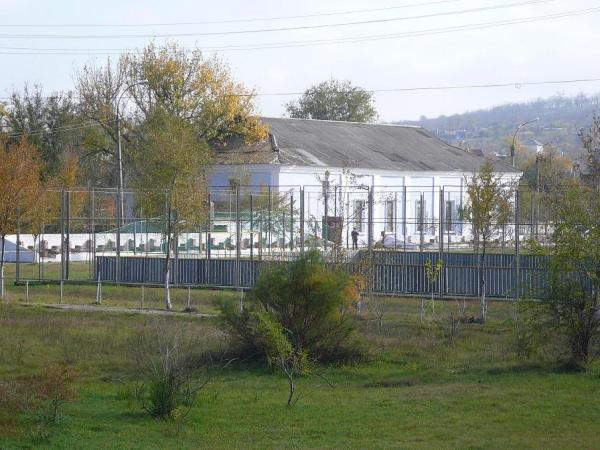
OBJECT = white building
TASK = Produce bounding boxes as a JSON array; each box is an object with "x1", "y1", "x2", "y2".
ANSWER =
[{"x1": 208, "y1": 117, "x2": 520, "y2": 250}]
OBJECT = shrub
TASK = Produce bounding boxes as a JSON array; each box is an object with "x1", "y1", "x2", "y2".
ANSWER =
[
  {"x1": 221, "y1": 250, "x2": 363, "y2": 363},
  {"x1": 36, "y1": 363, "x2": 79, "y2": 423},
  {"x1": 131, "y1": 318, "x2": 212, "y2": 420},
  {"x1": 519, "y1": 182, "x2": 600, "y2": 366},
  {"x1": 255, "y1": 311, "x2": 313, "y2": 406},
  {"x1": 0, "y1": 362, "x2": 78, "y2": 440}
]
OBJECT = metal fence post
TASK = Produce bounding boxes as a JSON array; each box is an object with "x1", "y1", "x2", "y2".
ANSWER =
[
  {"x1": 268, "y1": 186, "x2": 272, "y2": 257},
  {"x1": 300, "y1": 188, "x2": 305, "y2": 253},
  {"x1": 91, "y1": 188, "x2": 96, "y2": 280},
  {"x1": 207, "y1": 191, "x2": 212, "y2": 261},
  {"x1": 403, "y1": 186, "x2": 407, "y2": 252},
  {"x1": 250, "y1": 193, "x2": 254, "y2": 261},
  {"x1": 367, "y1": 187, "x2": 374, "y2": 255},
  {"x1": 116, "y1": 189, "x2": 121, "y2": 284},
  {"x1": 39, "y1": 219, "x2": 44, "y2": 281},
  {"x1": 439, "y1": 188, "x2": 444, "y2": 257},
  {"x1": 419, "y1": 192, "x2": 425, "y2": 252},
  {"x1": 437, "y1": 186, "x2": 446, "y2": 298},
  {"x1": 60, "y1": 189, "x2": 65, "y2": 281},
  {"x1": 235, "y1": 186, "x2": 241, "y2": 288},
  {"x1": 16, "y1": 208, "x2": 20, "y2": 282},
  {"x1": 515, "y1": 189, "x2": 521, "y2": 300},
  {"x1": 394, "y1": 191, "x2": 398, "y2": 251},
  {"x1": 65, "y1": 188, "x2": 70, "y2": 280},
  {"x1": 290, "y1": 194, "x2": 294, "y2": 251},
  {"x1": 96, "y1": 272, "x2": 102, "y2": 305},
  {"x1": 323, "y1": 178, "x2": 329, "y2": 251}
]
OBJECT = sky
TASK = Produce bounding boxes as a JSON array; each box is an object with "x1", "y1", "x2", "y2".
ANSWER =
[{"x1": 1, "y1": 0, "x2": 599, "y2": 122}]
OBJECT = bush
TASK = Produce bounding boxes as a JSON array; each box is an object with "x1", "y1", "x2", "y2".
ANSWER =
[
  {"x1": 0, "y1": 362, "x2": 78, "y2": 440},
  {"x1": 220, "y1": 250, "x2": 363, "y2": 363},
  {"x1": 130, "y1": 318, "x2": 213, "y2": 420},
  {"x1": 516, "y1": 182, "x2": 600, "y2": 367}
]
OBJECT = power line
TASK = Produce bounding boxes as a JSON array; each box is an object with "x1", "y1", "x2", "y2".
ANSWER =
[
  {"x1": 6, "y1": 118, "x2": 114, "y2": 138},
  {"x1": 0, "y1": 0, "x2": 467, "y2": 28},
  {"x1": 2, "y1": 77, "x2": 600, "y2": 103},
  {"x1": 208, "y1": 7, "x2": 600, "y2": 52},
  {"x1": 3, "y1": 77, "x2": 600, "y2": 137},
  {"x1": 0, "y1": 0, "x2": 557, "y2": 39},
  {"x1": 250, "y1": 77, "x2": 600, "y2": 96},
  {"x1": 0, "y1": 5, "x2": 596, "y2": 55}
]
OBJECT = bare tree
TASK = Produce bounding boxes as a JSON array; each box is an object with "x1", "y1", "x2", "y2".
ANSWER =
[
  {"x1": 131, "y1": 318, "x2": 217, "y2": 419},
  {"x1": 75, "y1": 57, "x2": 128, "y2": 186}
]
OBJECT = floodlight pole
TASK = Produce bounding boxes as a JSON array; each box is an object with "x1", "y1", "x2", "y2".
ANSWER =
[
  {"x1": 511, "y1": 118, "x2": 540, "y2": 168},
  {"x1": 114, "y1": 80, "x2": 148, "y2": 226}
]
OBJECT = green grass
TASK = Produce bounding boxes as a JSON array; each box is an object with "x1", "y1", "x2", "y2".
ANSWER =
[
  {"x1": 3, "y1": 261, "x2": 93, "y2": 281},
  {"x1": 1, "y1": 296, "x2": 599, "y2": 449},
  {"x1": 1, "y1": 274, "x2": 236, "y2": 314}
]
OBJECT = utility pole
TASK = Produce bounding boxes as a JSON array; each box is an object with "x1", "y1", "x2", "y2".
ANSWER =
[
  {"x1": 115, "y1": 110, "x2": 125, "y2": 226},
  {"x1": 511, "y1": 118, "x2": 540, "y2": 168},
  {"x1": 114, "y1": 80, "x2": 148, "y2": 226}
]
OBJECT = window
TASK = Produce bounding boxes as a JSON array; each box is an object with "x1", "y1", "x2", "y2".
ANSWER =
[
  {"x1": 445, "y1": 200, "x2": 456, "y2": 232},
  {"x1": 416, "y1": 199, "x2": 426, "y2": 232},
  {"x1": 353, "y1": 200, "x2": 365, "y2": 232},
  {"x1": 385, "y1": 199, "x2": 395, "y2": 233}
]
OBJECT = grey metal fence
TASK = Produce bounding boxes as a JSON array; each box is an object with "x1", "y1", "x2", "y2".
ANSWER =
[{"x1": 96, "y1": 251, "x2": 548, "y2": 299}]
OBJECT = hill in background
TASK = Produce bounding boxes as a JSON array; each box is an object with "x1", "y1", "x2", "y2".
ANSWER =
[{"x1": 400, "y1": 93, "x2": 600, "y2": 159}]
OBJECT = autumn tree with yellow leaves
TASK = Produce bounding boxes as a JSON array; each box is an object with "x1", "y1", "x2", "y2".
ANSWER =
[
  {"x1": 0, "y1": 137, "x2": 43, "y2": 297},
  {"x1": 125, "y1": 42, "x2": 267, "y2": 146}
]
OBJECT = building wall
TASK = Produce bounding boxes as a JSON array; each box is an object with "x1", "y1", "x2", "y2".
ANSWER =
[{"x1": 209, "y1": 164, "x2": 520, "y2": 247}]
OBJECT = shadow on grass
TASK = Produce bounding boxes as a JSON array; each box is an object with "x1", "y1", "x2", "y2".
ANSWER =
[
  {"x1": 485, "y1": 360, "x2": 585, "y2": 376},
  {"x1": 363, "y1": 375, "x2": 421, "y2": 388}
]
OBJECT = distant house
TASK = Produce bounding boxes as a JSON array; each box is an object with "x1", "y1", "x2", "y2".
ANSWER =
[
  {"x1": 0, "y1": 239, "x2": 35, "y2": 263},
  {"x1": 209, "y1": 117, "x2": 520, "y2": 247},
  {"x1": 521, "y1": 139, "x2": 545, "y2": 154}
]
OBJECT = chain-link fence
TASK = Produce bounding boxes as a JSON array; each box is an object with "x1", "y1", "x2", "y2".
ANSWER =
[{"x1": 2, "y1": 183, "x2": 559, "y2": 299}]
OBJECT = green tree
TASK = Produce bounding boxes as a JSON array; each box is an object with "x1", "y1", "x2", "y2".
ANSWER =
[
  {"x1": 524, "y1": 181, "x2": 600, "y2": 365},
  {"x1": 76, "y1": 44, "x2": 267, "y2": 188},
  {"x1": 132, "y1": 108, "x2": 211, "y2": 309},
  {"x1": 221, "y1": 250, "x2": 362, "y2": 362},
  {"x1": 254, "y1": 311, "x2": 313, "y2": 406},
  {"x1": 462, "y1": 160, "x2": 513, "y2": 321},
  {"x1": 285, "y1": 79, "x2": 377, "y2": 123},
  {"x1": 6, "y1": 85, "x2": 78, "y2": 177}
]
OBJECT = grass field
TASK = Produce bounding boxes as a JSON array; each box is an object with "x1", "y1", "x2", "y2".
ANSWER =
[
  {"x1": 1, "y1": 293, "x2": 599, "y2": 449},
  {"x1": 2, "y1": 262, "x2": 93, "y2": 281}
]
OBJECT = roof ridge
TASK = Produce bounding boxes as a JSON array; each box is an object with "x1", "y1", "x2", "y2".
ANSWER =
[{"x1": 260, "y1": 116, "x2": 422, "y2": 129}]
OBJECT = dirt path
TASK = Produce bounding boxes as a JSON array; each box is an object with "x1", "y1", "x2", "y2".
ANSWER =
[{"x1": 19, "y1": 302, "x2": 215, "y2": 318}]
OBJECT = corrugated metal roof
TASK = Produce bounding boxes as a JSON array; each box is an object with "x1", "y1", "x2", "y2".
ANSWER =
[{"x1": 213, "y1": 117, "x2": 518, "y2": 173}]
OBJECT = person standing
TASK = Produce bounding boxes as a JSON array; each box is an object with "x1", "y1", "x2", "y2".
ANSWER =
[{"x1": 351, "y1": 228, "x2": 359, "y2": 250}]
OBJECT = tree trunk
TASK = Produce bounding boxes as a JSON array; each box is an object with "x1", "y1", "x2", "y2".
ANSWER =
[
  {"x1": 480, "y1": 242, "x2": 487, "y2": 322},
  {"x1": 0, "y1": 235, "x2": 5, "y2": 299}
]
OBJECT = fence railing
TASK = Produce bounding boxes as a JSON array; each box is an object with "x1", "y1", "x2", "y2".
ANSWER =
[
  {"x1": 3, "y1": 184, "x2": 559, "y2": 300},
  {"x1": 95, "y1": 250, "x2": 548, "y2": 299}
]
